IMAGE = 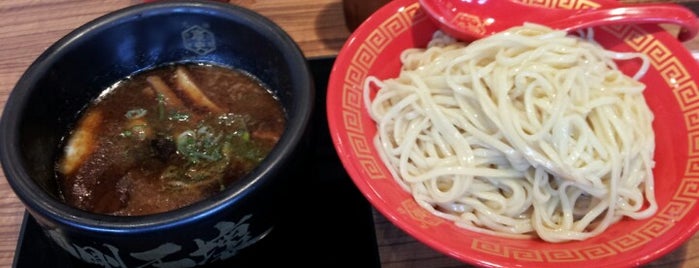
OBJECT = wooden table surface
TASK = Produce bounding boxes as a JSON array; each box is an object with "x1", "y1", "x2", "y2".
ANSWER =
[{"x1": 1, "y1": 1, "x2": 699, "y2": 267}]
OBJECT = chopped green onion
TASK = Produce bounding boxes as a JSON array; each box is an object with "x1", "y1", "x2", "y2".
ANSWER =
[
  {"x1": 125, "y1": 108, "x2": 147, "y2": 119},
  {"x1": 169, "y1": 112, "x2": 190, "y2": 122},
  {"x1": 156, "y1": 93, "x2": 166, "y2": 120},
  {"x1": 132, "y1": 125, "x2": 148, "y2": 140},
  {"x1": 176, "y1": 126, "x2": 223, "y2": 163},
  {"x1": 120, "y1": 125, "x2": 147, "y2": 140}
]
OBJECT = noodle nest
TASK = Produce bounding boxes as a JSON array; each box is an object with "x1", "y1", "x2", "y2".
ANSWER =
[{"x1": 364, "y1": 23, "x2": 657, "y2": 242}]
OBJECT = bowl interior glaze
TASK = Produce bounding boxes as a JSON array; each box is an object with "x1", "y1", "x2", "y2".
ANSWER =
[{"x1": 1, "y1": 0, "x2": 312, "y2": 233}]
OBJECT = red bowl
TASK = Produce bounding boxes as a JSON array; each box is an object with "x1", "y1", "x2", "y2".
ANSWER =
[{"x1": 327, "y1": 0, "x2": 699, "y2": 267}]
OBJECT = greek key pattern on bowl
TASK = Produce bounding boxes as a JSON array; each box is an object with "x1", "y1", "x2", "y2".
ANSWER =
[
  {"x1": 343, "y1": 0, "x2": 698, "y2": 263},
  {"x1": 397, "y1": 199, "x2": 446, "y2": 228},
  {"x1": 342, "y1": 2, "x2": 425, "y2": 181},
  {"x1": 518, "y1": 0, "x2": 601, "y2": 9},
  {"x1": 604, "y1": 24, "x2": 699, "y2": 229},
  {"x1": 470, "y1": 24, "x2": 699, "y2": 263},
  {"x1": 603, "y1": 26, "x2": 699, "y2": 236}
]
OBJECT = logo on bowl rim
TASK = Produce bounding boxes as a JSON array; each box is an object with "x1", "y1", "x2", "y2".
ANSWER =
[
  {"x1": 46, "y1": 214, "x2": 271, "y2": 267},
  {"x1": 182, "y1": 25, "x2": 216, "y2": 55}
]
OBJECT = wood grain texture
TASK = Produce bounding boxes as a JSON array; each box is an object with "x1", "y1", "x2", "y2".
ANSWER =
[{"x1": 1, "y1": 1, "x2": 698, "y2": 267}]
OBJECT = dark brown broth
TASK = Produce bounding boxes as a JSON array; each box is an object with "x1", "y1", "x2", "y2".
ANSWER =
[{"x1": 55, "y1": 63, "x2": 285, "y2": 216}]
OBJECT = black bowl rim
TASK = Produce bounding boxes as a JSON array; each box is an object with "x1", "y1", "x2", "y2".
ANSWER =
[{"x1": 0, "y1": 0, "x2": 313, "y2": 233}]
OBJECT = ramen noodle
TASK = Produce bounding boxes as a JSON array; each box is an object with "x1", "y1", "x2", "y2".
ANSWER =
[{"x1": 364, "y1": 24, "x2": 657, "y2": 242}]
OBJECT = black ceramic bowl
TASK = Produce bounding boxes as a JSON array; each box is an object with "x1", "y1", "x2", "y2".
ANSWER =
[{"x1": 0, "y1": 1, "x2": 313, "y2": 266}]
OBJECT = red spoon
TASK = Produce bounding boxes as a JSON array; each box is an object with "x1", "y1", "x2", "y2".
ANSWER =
[{"x1": 418, "y1": 0, "x2": 699, "y2": 42}]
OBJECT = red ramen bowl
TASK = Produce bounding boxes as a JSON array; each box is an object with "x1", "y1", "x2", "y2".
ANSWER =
[{"x1": 326, "y1": 0, "x2": 699, "y2": 267}]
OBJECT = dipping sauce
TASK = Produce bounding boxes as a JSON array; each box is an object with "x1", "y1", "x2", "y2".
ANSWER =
[{"x1": 56, "y1": 63, "x2": 286, "y2": 216}]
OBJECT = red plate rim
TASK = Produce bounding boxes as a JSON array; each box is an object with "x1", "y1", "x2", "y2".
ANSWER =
[{"x1": 327, "y1": 0, "x2": 699, "y2": 267}]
